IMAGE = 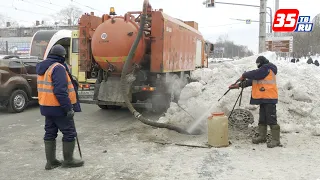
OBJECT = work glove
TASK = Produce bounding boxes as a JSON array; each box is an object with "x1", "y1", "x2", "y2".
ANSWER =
[
  {"x1": 238, "y1": 76, "x2": 245, "y2": 81},
  {"x1": 239, "y1": 80, "x2": 247, "y2": 88},
  {"x1": 66, "y1": 109, "x2": 75, "y2": 118},
  {"x1": 71, "y1": 75, "x2": 79, "y2": 87},
  {"x1": 229, "y1": 81, "x2": 246, "y2": 89},
  {"x1": 229, "y1": 83, "x2": 239, "y2": 89}
]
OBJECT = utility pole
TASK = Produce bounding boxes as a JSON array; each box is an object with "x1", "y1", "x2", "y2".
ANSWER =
[
  {"x1": 274, "y1": 0, "x2": 280, "y2": 58},
  {"x1": 275, "y1": 0, "x2": 279, "y2": 12},
  {"x1": 274, "y1": 0, "x2": 280, "y2": 37},
  {"x1": 204, "y1": 1, "x2": 271, "y2": 53},
  {"x1": 259, "y1": 0, "x2": 267, "y2": 53}
]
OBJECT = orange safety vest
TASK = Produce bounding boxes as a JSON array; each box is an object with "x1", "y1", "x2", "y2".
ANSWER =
[
  {"x1": 252, "y1": 69, "x2": 278, "y2": 99},
  {"x1": 37, "y1": 63, "x2": 77, "y2": 106}
]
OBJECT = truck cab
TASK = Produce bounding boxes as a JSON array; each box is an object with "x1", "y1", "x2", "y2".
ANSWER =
[
  {"x1": 30, "y1": 29, "x2": 96, "y2": 103},
  {"x1": 69, "y1": 30, "x2": 96, "y2": 102}
]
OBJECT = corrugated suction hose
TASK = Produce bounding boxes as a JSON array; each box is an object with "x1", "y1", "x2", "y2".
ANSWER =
[{"x1": 120, "y1": 0, "x2": 190, "y2": 135}]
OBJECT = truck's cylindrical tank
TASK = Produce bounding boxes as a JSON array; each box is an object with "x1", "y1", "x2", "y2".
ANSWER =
[{"x1": 91, "y1": 16, "x2": 146, "y2": 74}]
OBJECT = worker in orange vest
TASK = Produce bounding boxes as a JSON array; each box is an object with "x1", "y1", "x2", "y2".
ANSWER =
[
  {"x1": 229, "y1": 56, "x2": 281, "y2": 148},
  {"x1": 36, "y1": 44, "x2": 84, "y2": 170}
]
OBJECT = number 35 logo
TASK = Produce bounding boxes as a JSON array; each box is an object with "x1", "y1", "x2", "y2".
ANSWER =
[{"x1": 272, "y1": 9, "x2": 299, "y2": 32}]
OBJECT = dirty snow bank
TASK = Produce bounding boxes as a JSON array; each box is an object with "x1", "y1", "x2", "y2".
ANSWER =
[{"x1": 158, "y1": 51, "x2": 320, "y2": 135}]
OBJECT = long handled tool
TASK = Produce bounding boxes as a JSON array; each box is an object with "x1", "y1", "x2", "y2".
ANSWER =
[
  {"x1": 228, "y1": 82, "x2": 244, "y2": 119},
  {"x1": 72, "y1": 119, "x2": 82, "y2": 159},
  {"x1": 72, "y1": 78, "x2": 82, "y2": 159},
  {"x1": 218, "y1": 79, "x2": 241, "y2": 102},
  {"x1": 218, "y1": 89, "x2": 231, "y2": 102},
  {"x1": 75, "y1": 136, "x2": 82, "y2": 158}
]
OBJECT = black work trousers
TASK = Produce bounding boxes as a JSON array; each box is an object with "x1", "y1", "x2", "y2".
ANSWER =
[
  {"x1": 259, "y1": 104, "x2": 277, "y2": 125},
  {"x1": 44, "y1": 116, "x2": 77, "y2": 142}
]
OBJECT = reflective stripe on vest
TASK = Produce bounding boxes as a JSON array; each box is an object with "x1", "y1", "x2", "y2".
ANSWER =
[
  {"x1": 251, "y1": 69, "x2": 278, "y2": 99},
  {"x1": 37, "y1": 63, "x2": 77, "y2": 106}
]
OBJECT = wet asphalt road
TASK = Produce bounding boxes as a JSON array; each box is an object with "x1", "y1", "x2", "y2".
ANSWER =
[
  {"x1": 1, "y1": 103, "x2": 320, "y2": 180},
  {"x1": 1, "y1": 103, "x2": 214, "y2": 180},
  {"x1": 0, "y1": 103, "x2": 147, "y2": 180}
]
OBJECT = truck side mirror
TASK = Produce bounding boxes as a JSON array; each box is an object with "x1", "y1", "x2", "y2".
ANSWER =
[{"x1": 210, "y1": 44, "x2": 214, "y2": 52}]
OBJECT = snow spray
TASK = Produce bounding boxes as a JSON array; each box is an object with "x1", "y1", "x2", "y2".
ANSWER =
[{"x1": 187, "y1": 103, "x2": 216, "y2": 134}]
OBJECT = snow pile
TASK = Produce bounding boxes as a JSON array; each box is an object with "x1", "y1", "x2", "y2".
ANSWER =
[
  {"x1": 209, "y1": 58, "x2": 234, "y2": 63},
  {"x1": 158, "y1": 51, "x2": 320, "y2": 135}
]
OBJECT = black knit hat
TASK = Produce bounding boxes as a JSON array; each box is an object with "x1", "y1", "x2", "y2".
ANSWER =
[
  {"x1": 49, "y1": 44, "x2": 67, "y2": 57},
  {"x1": 256, "y1": 56, "x2": 269, "y2": 68}
]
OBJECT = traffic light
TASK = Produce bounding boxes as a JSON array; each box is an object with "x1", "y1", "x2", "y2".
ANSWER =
[
  {"x1": 206, "y1": 0, "x2": 215, "y2": 8},
  {"x1": 210, "y1": 44, "x2": 214, "y2": 52}
]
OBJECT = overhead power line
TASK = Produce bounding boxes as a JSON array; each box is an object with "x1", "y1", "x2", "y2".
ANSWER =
[
  {"x1": 70, "y1": 0, "x2": 104, "y2": 13},
  {"x1": 200, "y1": 22, "x2": 245, "y2": 28},
  {"x1": 0, "y1": 12, "x2": 31, "y2": 23},
  {"x1": 33, "y1": 0, "x2": 65, "y2": 8},
  {"x1": 20, "y1": 0, "x2": 57, "y2": 11},
  {"x1": 0, "y1": 4, "x2": 51, "y2": 16},
  {"x1": 33, "y1": 0, "x2": 105, "y2": 13}
]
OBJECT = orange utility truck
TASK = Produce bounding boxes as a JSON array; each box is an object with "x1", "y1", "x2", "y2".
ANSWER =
[{"x1": 77, "y1": 2, "x2": 213, "y2": 111}]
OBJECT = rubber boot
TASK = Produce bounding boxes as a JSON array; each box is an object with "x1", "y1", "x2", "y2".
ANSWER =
[
  {"x1": 267, "y1": 124, "x2": 281, "y2": 148},
  {"x1": 252, "y1": 125, "x2": 267, "y2": 144},
  {"x1": 44, "y1": 140, "x2": 62, "y2": 170},
  {"x1": 62, "y1": 140, "x2": 84, "y2": 168}
]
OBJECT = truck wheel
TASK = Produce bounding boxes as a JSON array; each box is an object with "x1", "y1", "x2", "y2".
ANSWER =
[
  {"x1": 98, "y1": 105, "x2": 121, "y2": 110},
  {"x1": 151, "y1": 94, "x2": 169, "y2": 113},
  {"x1": 98, "y1": 105, "x2": 108, "y2": 109},
  {"x1": 108, "y1": 105, "x2": 121, "y2": 110},
  {"x1": 7, "y1": 90, "x2": 28, "y2": 113},
  {"x1": 183, "y1": 74, "x2": 191, "y2": 86},
  {"x1": 170, "y1": 74, "x2": 183, "y2": 102}
]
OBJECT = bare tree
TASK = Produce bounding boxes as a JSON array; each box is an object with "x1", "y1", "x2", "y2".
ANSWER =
[
  {"x1": 55, "y1": 4, "x2": 83, "y2": 26},
  {"x1": 293, "y1": 33, "x2": 310, "y2": 57},
  {"x1": 291, "y1": 14, "x2": 320, "y2": 57},
  {"x1": 217, "y1": 34, "x2": 229, "y2": 43},
  {"x1": 0, "y1": 14, "x2": 5, "y2": 27},
  {"x1": 214, "y1": 34, "x2": 254, "y2": 58}
]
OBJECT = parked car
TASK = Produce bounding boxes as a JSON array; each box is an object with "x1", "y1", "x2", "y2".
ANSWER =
[{"x1": 0, "y1": 55, "x2": 40, "y2": 113}]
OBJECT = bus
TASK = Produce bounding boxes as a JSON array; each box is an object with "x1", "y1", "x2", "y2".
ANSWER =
[
  {"x1": 30, "y1": 30, "x2": 72, "y2": 61},
  {"x1": 30, "y1": 29, "x2": 96, "y2": 103}
]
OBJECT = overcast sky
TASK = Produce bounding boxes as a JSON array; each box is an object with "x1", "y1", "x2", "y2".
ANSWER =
[{"x1": 1, "y1": 0, "x2": 319, "y2": 53}]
